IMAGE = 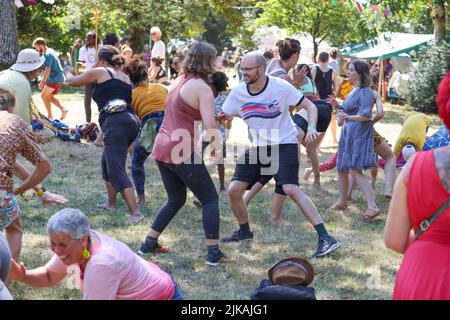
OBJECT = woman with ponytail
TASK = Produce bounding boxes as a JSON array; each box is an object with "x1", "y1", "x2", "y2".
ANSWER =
[
  {"x1": 385, "y1": 72, "x2": 450, "y2": 299},
  {"x1": 63, "y1": 45, "x2": 144, "y2": 224}
]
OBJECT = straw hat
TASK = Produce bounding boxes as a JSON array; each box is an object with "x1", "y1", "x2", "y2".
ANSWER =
[{"x1": 11, "y1": 49, "x2": 45, "y2": 73}]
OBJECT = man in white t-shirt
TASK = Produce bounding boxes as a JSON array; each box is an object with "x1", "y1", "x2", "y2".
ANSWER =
[
  {"x1": 217, "y1": 52, "x2": 341, "y2": 258},
  {"x1": 151, "y1": 27, "x2": 166, "y2": 68},
  {"x1": 78, "y1": 32, "x2": 98, "y2": 122}
]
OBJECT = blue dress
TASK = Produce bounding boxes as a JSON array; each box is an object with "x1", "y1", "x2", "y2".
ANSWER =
[{"x1": 337, "y1": 87, "x2": 377, "y2": 171}]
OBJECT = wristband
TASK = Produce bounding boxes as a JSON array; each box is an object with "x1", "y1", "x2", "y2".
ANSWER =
[
  {"x1": 36, "y1": 187, "x2": 46, "y2": 198},
  {"x1": 307, "y1": 124, "x2": 316, "y2": 130}
]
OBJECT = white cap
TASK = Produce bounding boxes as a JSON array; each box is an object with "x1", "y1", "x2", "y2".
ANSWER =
[
  {"x1": 11, "y1": 49, "x2": 45, "y2": 72},
  {"x1": 402, "y1": 144, "x2": 416, "y2": 161}
]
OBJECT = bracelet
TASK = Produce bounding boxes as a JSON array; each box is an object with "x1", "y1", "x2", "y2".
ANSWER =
[
  {"x1": 307, "y1": 124, "x2": 316, "y2": 130},
  {"x1": 36, "y1": 187, "x2": 46, "y2": 198}
]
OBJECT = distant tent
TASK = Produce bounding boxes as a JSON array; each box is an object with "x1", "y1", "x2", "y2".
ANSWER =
[{"x1": 340, "y1": 32, "x2": 434, "y2": 60}]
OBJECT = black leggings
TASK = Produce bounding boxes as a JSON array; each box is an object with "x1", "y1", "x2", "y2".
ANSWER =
[
  {"x1": 0, "y1": 233, "x2": 10, "y2": 283},
  {"x1": 101, "y1": 112, "x2": 140, "y2": 192},
  {"x1": 152, "y1": 154, "x2": 220, "y2": 240}
]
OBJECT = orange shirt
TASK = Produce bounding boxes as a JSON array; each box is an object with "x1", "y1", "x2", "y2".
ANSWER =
[{"x1": 131, "y1": 84, "x2": 167, "y2": 119}]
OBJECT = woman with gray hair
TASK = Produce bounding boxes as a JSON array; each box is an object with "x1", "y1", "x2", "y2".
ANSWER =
[{"x1": 8, "y1": 208, "x2": 183, "y2": 300}]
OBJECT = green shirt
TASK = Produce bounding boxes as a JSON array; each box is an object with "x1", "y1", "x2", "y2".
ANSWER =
[
  {"x1": 0, "y1": 69, "x2": 32, "y2": 128},
  {"x1": 44, "y1": 48, "x2": 64, "y2": 84}
]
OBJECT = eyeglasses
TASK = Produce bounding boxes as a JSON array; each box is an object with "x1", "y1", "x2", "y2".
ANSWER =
[{"x1": 241, "y1": 65, "x2": 263, "y2": 72}]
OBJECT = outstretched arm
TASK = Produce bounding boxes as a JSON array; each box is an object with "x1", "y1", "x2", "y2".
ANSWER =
[{"x1": 9, "y1": 259, "x2": 67, "y2": 288}]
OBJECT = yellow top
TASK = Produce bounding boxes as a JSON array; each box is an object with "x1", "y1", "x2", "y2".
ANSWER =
[
  {"x1": 394, "y1": 112, "x2": 431, "y2": 155},
  {"x1": 131, "y1": 83, "x2": 167, "y2": 119}
]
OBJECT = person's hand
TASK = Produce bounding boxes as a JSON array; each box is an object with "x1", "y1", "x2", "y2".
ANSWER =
[
  {"x1": 9, "y1": 259, "x2": 26, "y2": 282},
  {"x1": 38, "y1": 82, "x2": 44, "y2": 91},
  {"x1": 215, "y1": 111, "x2": 230, "y2": 123},
  {"x1": 305, "y1": 127, "x2": 319, "y2": 144},
  {"x1": 293, "y1": 66, "x2": 307, "y2": 87},
  {"x1": 339, "y1": 110, "x2": 349, "y2": 120},
  {"x1": 41, "y1": 191, "x2": 69, "y2": 205},
  {"x1": 327, "y1": 94, "x2": 340, "y2": 109}
]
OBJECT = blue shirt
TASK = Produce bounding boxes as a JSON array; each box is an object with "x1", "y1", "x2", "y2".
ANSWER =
[{"x1": 44, "y1": 48, "x2": 64, "y2": 84}]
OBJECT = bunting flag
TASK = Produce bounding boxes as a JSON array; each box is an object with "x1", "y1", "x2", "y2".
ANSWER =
[
  {"x1": 355, "y1": 1, "x2": 363, "y2": 12},
  {"x1": 369, "y1": 4, "x2": 380, "y2": 11},
  {"x1": 383, "y1": 7, "x2": 392, "y2": 18},
  {"x1": 15, "y1": 0, "x2": 24, "y2": 7},
  {"x1": 25, "y1": 0, "x2": 37, "y2": 3}
]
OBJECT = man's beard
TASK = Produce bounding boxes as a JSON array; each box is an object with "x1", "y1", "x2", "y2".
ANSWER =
[{"x1": 245, "y1": 72, "x2": 260, "y2": 85}]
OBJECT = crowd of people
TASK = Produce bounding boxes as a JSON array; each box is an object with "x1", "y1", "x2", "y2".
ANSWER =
[{"x1": 0, "y1": 25, "x2": 449, "y2": 300}]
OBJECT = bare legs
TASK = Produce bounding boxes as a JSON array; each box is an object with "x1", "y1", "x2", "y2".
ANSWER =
[
  {"x1": 41, "y1": 86, "x2": 66, "y2": 120},
  {"x1": 97, "y1": 181, "x2": 144, "y2": 224},
  {"x1": 374, "y1": 141, "x2": 396, "y2": 198}
]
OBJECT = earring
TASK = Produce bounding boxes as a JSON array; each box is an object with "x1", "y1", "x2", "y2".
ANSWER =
[{"x1": 82, "y1": 248, "x2": 91, "y2": 259}]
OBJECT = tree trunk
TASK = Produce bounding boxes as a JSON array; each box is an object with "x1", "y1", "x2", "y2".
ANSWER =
[
  {"x1": 129, "y1": 26, "x2": 146, "y2": 55},
  {"x1": 0, "y1": 0, "x2": 19, "y2": 70},
  {"x1": 313, "y1": 38, "x2": 319, "y2": 63},
  {"x1": 432, "y1": 1, "x2": 446, "y2": 42}
]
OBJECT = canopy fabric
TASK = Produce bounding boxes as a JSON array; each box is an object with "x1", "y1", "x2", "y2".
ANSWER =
[{"x1": 341, "y1": 32, "x2": 434, "y2": 60}]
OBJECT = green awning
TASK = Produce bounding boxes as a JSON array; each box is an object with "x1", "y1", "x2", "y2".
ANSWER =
[{"x1": 341, "y1": 32, "x2": 434, "y2": 60}]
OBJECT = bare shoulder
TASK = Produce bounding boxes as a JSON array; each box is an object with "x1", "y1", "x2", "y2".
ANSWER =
[{"x1": 434, "y1": 147, "x2": 450, "y2": 193}]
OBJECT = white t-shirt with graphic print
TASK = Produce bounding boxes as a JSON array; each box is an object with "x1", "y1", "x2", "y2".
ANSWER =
[{"x1": 222, "y1": 76, "x2": 304, "y2": 147}]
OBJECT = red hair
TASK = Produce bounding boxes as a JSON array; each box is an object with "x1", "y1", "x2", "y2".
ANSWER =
[{"x1": 437, "y1": 72, "x2": 450, "y2": 129}]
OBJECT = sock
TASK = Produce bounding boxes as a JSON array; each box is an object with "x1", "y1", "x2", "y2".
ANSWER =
[
  {"x1": 314, "y1": 223, "x2": 329, "y2": 238},
  {"x1": 239, "y1": 222, "x2": 251, "y2": 233},
  {"x1": 207, "y1": 244, "x2": 220, "y2": 257},
  {"x1": 144, "y1": 236, "x2": 159, "y2": 249}
]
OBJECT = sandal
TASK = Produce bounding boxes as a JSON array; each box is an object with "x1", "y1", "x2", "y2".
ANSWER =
[
  {"x1": 363, "y1": 207, "x2": 381, "y2": 221},
  {"x1": 129, "y1": 213, "x2": 145, "y2": 225}
]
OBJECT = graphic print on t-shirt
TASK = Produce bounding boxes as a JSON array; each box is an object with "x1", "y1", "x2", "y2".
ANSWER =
[{"x1": 241, "y1": 100, "x2": 281, "y2": 120}]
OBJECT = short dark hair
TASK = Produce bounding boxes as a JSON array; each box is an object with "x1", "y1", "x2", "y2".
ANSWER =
[
  {"x1": 151, "y1": 57, "x2": 163, "y2": 66},
  {"x1": 210, "y1": 71, "x2": 228, "y2": 93},
  {"x1": 103, "y1": 32, "x2": 120, "y2": 46},
  {"x1": 318, "y1": 51, "x2": 329, "y2": 63},
  {"x1": 0, "y1": 88, "x2": 16, "y2": 110},
  {"x1": 263, "y1": 51, "x2": 274, "y2": 60},
  {"x1": 32, "y1": 37, "x2": 46, "y2": 47}
]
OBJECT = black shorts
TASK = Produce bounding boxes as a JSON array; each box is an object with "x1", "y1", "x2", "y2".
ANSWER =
[
  {"x1": 232, "y1": 144, "x2": 299, "y2": 195},
  {"x1": 292, "y1": 100, "x2": 332, "y2": 134}
]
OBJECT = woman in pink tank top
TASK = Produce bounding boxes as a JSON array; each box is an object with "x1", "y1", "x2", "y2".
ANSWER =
[
  {"x1": 138, "y1": 42, "x2": 232, "y2": 267},
  {"x1": 385, "y1": 72, "x2": 450, "y2": 299}
]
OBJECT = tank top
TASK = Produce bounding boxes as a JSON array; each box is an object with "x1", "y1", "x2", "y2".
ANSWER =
[
  {"x1": 266, "y1": 59, "x2": 288, "y2": 78},
  {"x1": 92, "y1": 68, "x2": 134, "y2": 126},
  {"x1": 151, "y1": 76, "x2": 203, "y2": 164},
  {"x1": 314, "y1": 67, "x2": 334, "y2": 99}
]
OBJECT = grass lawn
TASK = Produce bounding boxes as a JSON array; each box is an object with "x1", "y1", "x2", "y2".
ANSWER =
[{"x1": 9, "y1": 87, "x2": 443, "y2": 300}]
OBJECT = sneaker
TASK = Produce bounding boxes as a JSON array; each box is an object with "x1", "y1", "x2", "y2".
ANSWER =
[
  {"x1": 137, "y1": 243, "x2": 170, "y2": 256},
  {"x1": 315, "y1": 236, "x2": 341, "y2": 258},
  {"x1": 221, "y1": 229, "x2": 253, "y2": 243},
  {"x1": 205, "y1": 250, "x2": 234, "y2": 267}
]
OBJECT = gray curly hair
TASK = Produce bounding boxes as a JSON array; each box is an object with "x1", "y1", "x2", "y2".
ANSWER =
[{"x1": 47, "y1": 208, "x2": 90, "y2": 240}]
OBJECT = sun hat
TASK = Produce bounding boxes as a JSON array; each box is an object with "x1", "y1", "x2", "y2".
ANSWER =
[
  {"x1": 10, "y1": 49, "x2": 45, "y2": 73},
  {"x1": 268, "y1": 257, "x2": 315, "y2": 286},
  {"x1": 402, "y1": 144, "x2": 416, "y2": 161}
]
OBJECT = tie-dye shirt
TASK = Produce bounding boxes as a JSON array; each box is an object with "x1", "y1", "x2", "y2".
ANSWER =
[{"x1": 222, "y1": 76, "x2": 303, "y2": 147}]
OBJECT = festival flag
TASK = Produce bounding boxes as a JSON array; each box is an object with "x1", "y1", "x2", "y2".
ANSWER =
[
  {"x1": 355, "y1": 1, "x2": 363, "y2": 12},
  {"x1": 383, "y1": 7, "x2": 392, "y2": 18},
  {"x1": 369, "y1": 4, "x2": 380, "y2": 11},
  {"x1": 15, "y1": 0, "x2": 24, "y2": 7}
]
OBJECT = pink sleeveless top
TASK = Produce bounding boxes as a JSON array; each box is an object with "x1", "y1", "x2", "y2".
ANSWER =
[{"x1": 151, "y1": 76, "x2": 202, "y2": 164}]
